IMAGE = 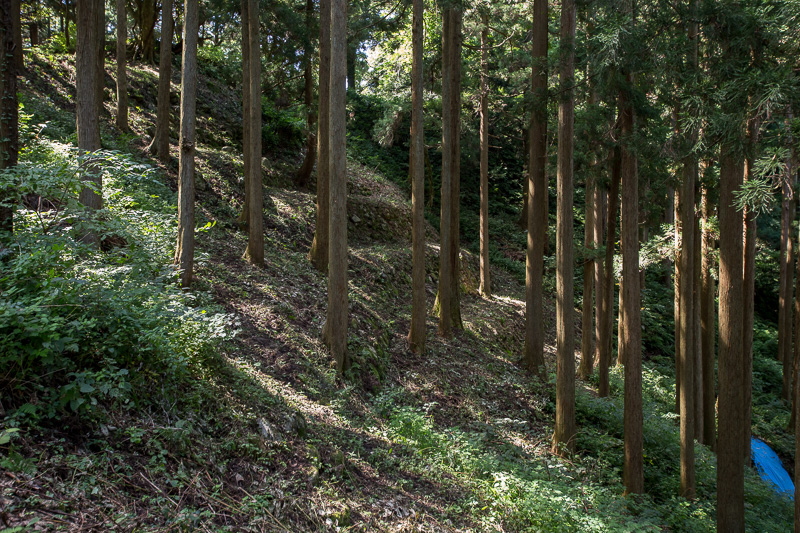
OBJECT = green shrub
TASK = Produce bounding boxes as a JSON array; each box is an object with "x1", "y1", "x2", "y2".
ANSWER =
[{"x1": 0, "y1": 143, "x2": 235, "y2": 423}]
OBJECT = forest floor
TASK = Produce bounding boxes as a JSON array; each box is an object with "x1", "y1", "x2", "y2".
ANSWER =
[{"x1": 2, "y1": 49, "x2": 794, "y2": 532}]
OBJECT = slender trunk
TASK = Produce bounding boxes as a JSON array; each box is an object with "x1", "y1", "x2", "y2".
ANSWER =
[
  {"x1": 328, "y1": 0, "x2": 349, "y2": 372},
  {"x1": 436, "y1": 9, "x2": 453, "y2": 338},
  {"x1": 674, "y1": 133, "x2": 682, "y2": 413},
  {"x1": 701, "y1": 181, "x2": 716, "y2": 451},
  {"x1": 77, "y1": 0, "x2": 102, "y2": 212},
  {"x1": 717, "y1": 146, "x2": 745, "y2": 533},
  {"x1": 523, "y1": 0, "x2": 547, "y2": 377},
  {"x1": 478, "y1": 12, "x2": 490, "y2": 298},
  {"x1": 346, "y1": 38, "x2": 356, "y2": 91},
  {"x1": 243, "y1": 0, "x2": 263, "y2": 266},
  {"x1": 620, "y1": 77, "x2": 643, "y2": 495},
  {"x1": 407, "y1": 0, "x2": 425, "y2": 353},
  {"x1": 598, "y1": 144, "x2": 620, "y2": 397},
  {"x1": 115, "y1": 0, "x2": 128, "y2": 131},
  {"x1": 552, "y1": 0, "x2": 576, "y2": 456},
  {"x1": 679, "y1": 101, "x2": 697, "y2": 500},
  {"x1": 174, "y1": 0, "x2": 198, "y2": 288},
  {"x1": 779, "y1": 165, "x2": 792, "y2": 363},
  {"x1": 10, "y1": 0, "x2": 19, "y2": 69},
  {"x1": 308, "y1": 0, "x2": 330, "y2": 273},
  {"x1": 693, "y1": 202, "x2": 703, "y2": 442},
  {"x1": 618, "y1": 267, "x2": 625, "y2": 366},
  {"x1": 0, "y1": 0, "x2": 18, "y2": 233},
  {"x1": 237, "y1": 0, "x2": 251, "y2": 228},
  {"x1": 446, "y1": 7, "x2": 463, "y2": 330},
  {"x1": 148, "y1": 0, "x2": 173, "y2": 161},
  {"x1": 594, "y1": 176, "x2": 605, "y2": 370},
  {"x1": 579, "y1": 172, "x2": 595, "y2": 380},
  {"x1": 782, "y1": 114, "x2": 797, "y2": 402},
  {"x1": 743, "y1": 117, "x2": 759, "y2": 459},
  {"x1": 64, "y1": 0, "x2": 70, "y2": 50},
  {"x1": 96, "y1": 2, "x2": 105, "y2": 119},
  {"x1": 294, "y1": 0, "x2": 316, "y2": 189}
]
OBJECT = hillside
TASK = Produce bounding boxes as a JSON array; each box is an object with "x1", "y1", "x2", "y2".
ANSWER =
[{"x1": 0, "y1": 48, "x2": 795, "y2": 532}]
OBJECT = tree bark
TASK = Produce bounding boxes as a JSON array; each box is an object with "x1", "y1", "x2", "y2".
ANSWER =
[
  {"x1": 780, "y1": 144, "x2": 795, "y2": 401},
  {"x1": 743, "y1": 116, "x2": 759, "y2": 460},
  {"x1": 10, "y1": 0, "x2": 19, "y2": 69},
  {"x1": 308, "y1": 0, "x2": 330, "y2": 273},
  {"x1": 552, "y1": 0, "x2": 576, "y2": 456},
  {"x1": 446, "y1": 7, "x2": 463, "y2": 330},
  {"x1": 64, "y1": 0, "x2": 70, "y2": 50},
  {"x1": 678, "y1": 105, "x2": 697, "y2": 502},
  {"x1": 478, "y1": 11, "x2": 490, "y2": 299},
  {"x1": 115, "y1": 0, "x2": 128, "y2": 131},
  {"x1": 77, "y1": 0, "x2": 102, "y2": 212},
  {"x1": 237, "y1": 0, "x2": 251, "y2": 228},
  {"x1": 620, "y1": 76, "x2": 643, "y2": 495},
  {"x1": 327, "y1": 0, "x2": 349, "y2": 373},
  {"x1": 294, "y1": 0, "x2": 316, "y2": 190},
  {"x1": 523, "y1": 0, "x2": 547, "y2": 377},
  {"x1": 174, "y1": 0, "x2": 199, "y2": 288},
  {"x1": 598, "y1": 144, "x2": 620, "y2": 397},
  {"x1": 407, "y1": 0, "x2": 425, "y2": 353},
  {"x1": 701, "y1": 182, "x2": 716, "y2": 451},
  {"x1": 693, "y1": 201, "x2": 703, "y2": 443},
  {"x1": 243, "y1": 0, "x2": 263, "y2": 266},
  {"x1": 717, "y1": 146, "x2": 745, "y2": 533},
  {"x1": 0, "y1": 0, "x2": 18, "y2": 234},
  {"x1": 436, "y1": 8, "x2": 453, "y2": 338},
  {"x1": 148, "y1": 0, "x2": 173, "y2": 161},
  {"x1": 578, "y1": 173, "x2": 595, "y2": 379},
  {"x1": 782, "y1": 113, "x2": 797, "y2": 402}
]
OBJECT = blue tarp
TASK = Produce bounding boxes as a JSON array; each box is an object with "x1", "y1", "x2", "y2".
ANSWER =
[{"x1": 751, "y1": 437, "x2": 795, "y2": 496}]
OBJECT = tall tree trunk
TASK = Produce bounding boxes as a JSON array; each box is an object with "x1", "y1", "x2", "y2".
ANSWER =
[
  {"x1": 693, "y1": 202, "x2": 703, "y2": 442},
  {"x1": 308, "y1": 0, "x2": 330, "y2": 273},
  {"x1": 243, "y1": 0, "x2": 263, "y2": 266},
  {"x1": 95, "y1": 1, "x2": 104, "y2": 120},
  {"x1": 782, "y1": 115, "x2": 797, "y2": 402},
  {"x1": 598, "y1": 144, "x2": 620, "y2": 397},
  {"x1": 523, "y1": 0, "x2": 547, "y2": 377},
  {"x1": 174, "y1": 0, "x2": 199, "y2": 288},
  {"x1": 140, "y1": 0, "x2": 156, "y2": 63},
  {"x1": 327, "y1": 0, "x2": 349, "y2": 373},
  {"x1": 446, "y1": 7, "x2": 463, "y2": 330},
  {"x1": 148, "y1": 0, "x2": 173, "y2": 161},
  {"x1": 10, "y1": 0, "x2": 19, "y2": 69},
  {"x1": 620, "y1": 77, "x2": 643, "y2": 495},
  {"x1": 294, "y1": 0, "x2": 316, "y2": 189},
  {"x1": 717, "y1": 147, "x2": 745, "y2": 533},
  {"x1": 618, "y1": 267, "x2": 625, "y2": 366},
  {"x1": 678, "y1": 108, "x2": 697, "y2": 502},
  {"x1": 579, "y1": 173, "x2": 595, "y2": 379},
  {"x1": 76, "y1": 0, "x2": 102, "y2": 213},
  {"x1": 743, "y1": 116, "x2": 759, "y2": 460},
  {"x1": 701, "y1": 181, "x2": 716, "y2": 451},
  {"x1": 115, "y1": 0, "x2": 128, "y2": 131},
  {"x1": 407, "y1": 0, "x2": 425, "y2": 354},
  {"x1": 552, "y1": 0, "x2": 575, "y2": 456},
  {"x1": 346, "y1": 38, "x2": 356, "y2": 91},
  {"x1": 594, "y1": 175, "x2": 605, "y2": 369},
  {"x1": 237, "y1": 0, "x2": 251, "y2": 228},
  {"x1": 0, "y1": 0, "x2": 18, "y2": 234},
  {"x1": 64, "y1": 0, "x2": 70, "y2": 50},
  {"x1": 436, "y1": 8, "x2": 453, "y2": 338},
  {"x1": 478, "y1": 11, "x2": 490, "y2": 299}
]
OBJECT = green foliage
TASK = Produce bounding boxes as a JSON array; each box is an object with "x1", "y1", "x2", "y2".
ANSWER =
[{"x1": 0, "y1": 142, "x2": 235, "y2": 423}]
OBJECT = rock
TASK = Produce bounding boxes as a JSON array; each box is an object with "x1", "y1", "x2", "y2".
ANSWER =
[
  {"x1": 257, "y1": 418, "x2": 282, "y2": 442},
  {"x1": 221, "y1": 146, "x2": 234, "y2": 153},
  {"x1": 284, "y1": 412, "x2": 308, "y2": 438},
  {"x1": 350, "y1": 214, "x2": 361, "y2": 224}
]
